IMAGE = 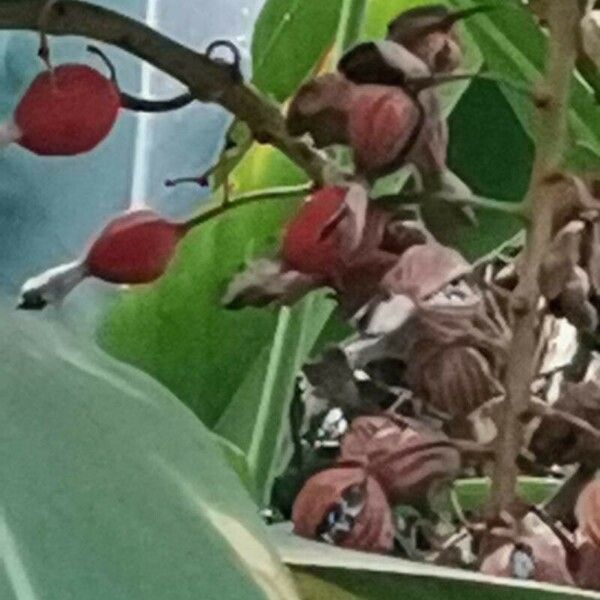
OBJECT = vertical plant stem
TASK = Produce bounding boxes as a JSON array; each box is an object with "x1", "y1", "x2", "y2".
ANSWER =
[{"x1": 487, "y1": 1, "x2": 583, "y2": 518}]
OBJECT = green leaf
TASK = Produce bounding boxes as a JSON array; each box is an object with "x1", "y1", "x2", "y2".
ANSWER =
[
  {"x1": 0, "y1": 300, "x2": 300, "y2": 600},
  {"x1": 215, "y1": 292, "x2": 335, "y2": 503},
  {"x1": 451, "y1": 0, "x2": 600, "y2": 171},
  {"x1": 454, "y1": 477, "x2": 560, "y2": 513},
  {"x1": 252, "y1": 0, "x2": 344, "y2": 101},
  {"x1": 270, "y1": 522, "x2": 599, "y2": 600},
  {"x1": 422, "y1": 79, "x2": 532, "y2": 261},
  {"x1": 99, "y1": 146, "x2": 307, "y2": 428}
]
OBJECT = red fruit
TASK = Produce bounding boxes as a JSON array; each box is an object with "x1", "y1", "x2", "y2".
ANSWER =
[
  {"x1": 282, "y1": 187, "x2": 350, "y2": 278},
  {"x1": 348, "y1": 85, "x2": 422, "y2": 180},
  {"x1": 2, "y1": 65, "x2": 120, "y2": 155},
  {"x1": 18, "y1": 209, "x2": 185, "y2": 310},
  {"x1": 86, "y1": 210, "x2": 185, "y2": 284}
]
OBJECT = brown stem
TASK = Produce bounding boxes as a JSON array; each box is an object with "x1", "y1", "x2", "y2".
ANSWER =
[
  {"x1": 0, "y1": 0, "x2": 335, "y2": 184},
  {"x1": 486, "y1": 2, "x2": 582, "y2": 519},
  {"x1": 181, "y1": 183, "x2": 313, "y2": 231}
]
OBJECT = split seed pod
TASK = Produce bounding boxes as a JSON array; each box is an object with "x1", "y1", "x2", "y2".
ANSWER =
[
  {"x1": 292, "y1": 465, "x2": 395, "y2": 553},
  {"x1": 340, "y1": 415, "x2": 460, "y2": 506}
]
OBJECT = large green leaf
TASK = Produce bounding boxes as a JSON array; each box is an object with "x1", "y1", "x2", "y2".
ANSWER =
[
  {"x1": 252, "y1": 0, "x2": 344, "y2": 101},
  {"x1": 451, "y1": 0, "x2": 600, "y2": 172},
  {"x1": 270, "y1": 523, "x2": 599, "y2": 600},
  {"x1": 421, "y1": 78, "x2": 532, "y2": 261},
  {"x1": 0, "y1": 300, "x2": 300, "y2": 600}
]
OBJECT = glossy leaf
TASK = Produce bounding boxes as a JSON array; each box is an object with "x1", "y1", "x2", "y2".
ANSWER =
[
  {"x1": 422, "y1": 79, "x2": 531, "y2": 261},
  {"x1": 252, "y1": 0, "x2": 344, "y2": 101},
  {"x1": 0, "y1": 300, "x2": 299, "y2": 600},
  {"x1": 451, "y1": 0, "x2": 600, "y2": 171},
  {"x1": 270, "y1": 522, "x2": 599, "y2": 600}
]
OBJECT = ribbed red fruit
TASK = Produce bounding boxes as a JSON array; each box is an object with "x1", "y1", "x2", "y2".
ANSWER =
[
  {"x1": 86, "y1": 210, "x2": 186, "y2": 284},
  {"x1": 282, "y1": 186, "x2": 350, "y2": 278},
  {"x1": 12, "y1": 65, "x2": 120, "y2": 155},
  {"x1": 348, "y1": 85, "x2": 421, "y2": 180}
]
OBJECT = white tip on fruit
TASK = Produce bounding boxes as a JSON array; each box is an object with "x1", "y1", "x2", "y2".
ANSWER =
[
  {"x1": 0, "y1": 119, "x2": 22, "y2": 148},
  {"x1": 18, "y1": 261, "x2": 88, "y2": 310}
]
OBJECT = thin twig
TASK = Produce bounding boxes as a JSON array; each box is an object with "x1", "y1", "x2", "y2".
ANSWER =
[
  {"x1": 529, "y1": 397, "x2": 600, "y2": 440},
  {"x1": 181, "y1": 183, "x2": 313, "y2": 231},
  {"x1": 398, "y1": 192, "x2": 527, "y2": 217}
]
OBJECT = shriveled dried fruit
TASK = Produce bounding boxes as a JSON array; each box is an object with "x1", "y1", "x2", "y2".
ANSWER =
[
  {"x1": 292, "y1": 465, "x2": 395, "y2": 553},
  {"x1": 408, "y1": 345, "x2": 501, "y2": 418},
  {"x1": 222, "y1": 258, "x2": 320, "y2": 309},
  {"x1": 576, "y1": 480, "x2": 600, "y2": 547},
  {"x1": 286, "y1": 74, "x2": 354, "y2": 147},
  {"x1": 480, "y1": 517, "x2": 575, "y2": 586},
  {"x1": 530, "y1": 381, "x2": 600, "y2": 466},
  {"x1": 340, "y1": 415, "x2": 460, "y2": 506},
  {"x1": 381, "y1": 241, "x2": 471, "y2": 300},
  {"x1": 386, "y1": 5, "x2": 493, "y2": 73},
  {"x1": 575, "y1": 541, "x2": 600, "y2": 591}
]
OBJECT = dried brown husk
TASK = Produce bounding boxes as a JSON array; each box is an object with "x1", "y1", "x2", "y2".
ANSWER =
[
  {"x1": 401, "y1": 298, "x2": 507, "y2": 419},
  {"x1": 479, "y1": 514, "x2": 575, "y2": 586},
  {"x1": 536, "y1": 175, "x2": 600, "y2": 329},
  {"x1": 291, "y1": 465, "x2": 396, "y2": 553},
  {"x1": 530, "y1": 380, "x2": 600, "y2": 466},
  {"x1": 286, "y1": 73, "x2": 353, "y2": 147},
  {"x1": 381, "y1": 241, "x2": 471, "y2": 300},
  {"x1": 222, "y1": 258, "x2": 321, "y2": 309},
  {"x1": 340, "y1": 415, "x2": 460, "y2": 506},
  {"x1": 575, "y1": 480, "x2": 600, "y2": 547},
  {"x1": 575, "y1": 540, "x2": 600, "y2": 591},
  {"x1": 335, "y1": 215, "x2": 427, "y2": 315}
]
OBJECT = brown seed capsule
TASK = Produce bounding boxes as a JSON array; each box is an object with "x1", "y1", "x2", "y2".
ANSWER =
[
  {"x1": 292, "y1": 465, "x2": 395, "y2": 553},
  {"x1": 480, "y1": 530, "x2": 575, "y2": 586},
  {"x1": 576, "y1": 480, "x2": 600, "y2": 548},
  {"x1": 340, "y1": 415, "x2": 460, "y2": 506}
]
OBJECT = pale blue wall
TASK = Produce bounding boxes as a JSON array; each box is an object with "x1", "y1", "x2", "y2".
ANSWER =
[{"x1": 0, "y1": 0, "x2": 263, "y2": 319}]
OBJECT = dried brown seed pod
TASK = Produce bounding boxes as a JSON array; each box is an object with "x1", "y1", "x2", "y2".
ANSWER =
[
  {"x1": 386, "y1": 5, "x2": 493, "y2": 73},
  {"x1": 286, "y1": 73, "x2": 354, "y2": 147},
  {"x1": 576, "y1": 480, "x2": 600, "y2": 547},
  {"x1": 292, "y1": 465, "x2": 395, "y2": 553},
  {"x1": 530, "y1": 381, "x2": 600, "y2": 466},
  {"x1": 574, "y1": 540, "x2": 600, "y2": 591},
  {"x1": 407, "y1": 344, "x2": 501, "y2": 419},
  {"x1": 340, "y1": 415, "x2": 460, "y2": 506},
  {"x1": 480, "y1": 525, "x2": 575, "y2": 586},
  {"x1": 381, "y1": 242, "x2": 471, "y2": 300}
]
